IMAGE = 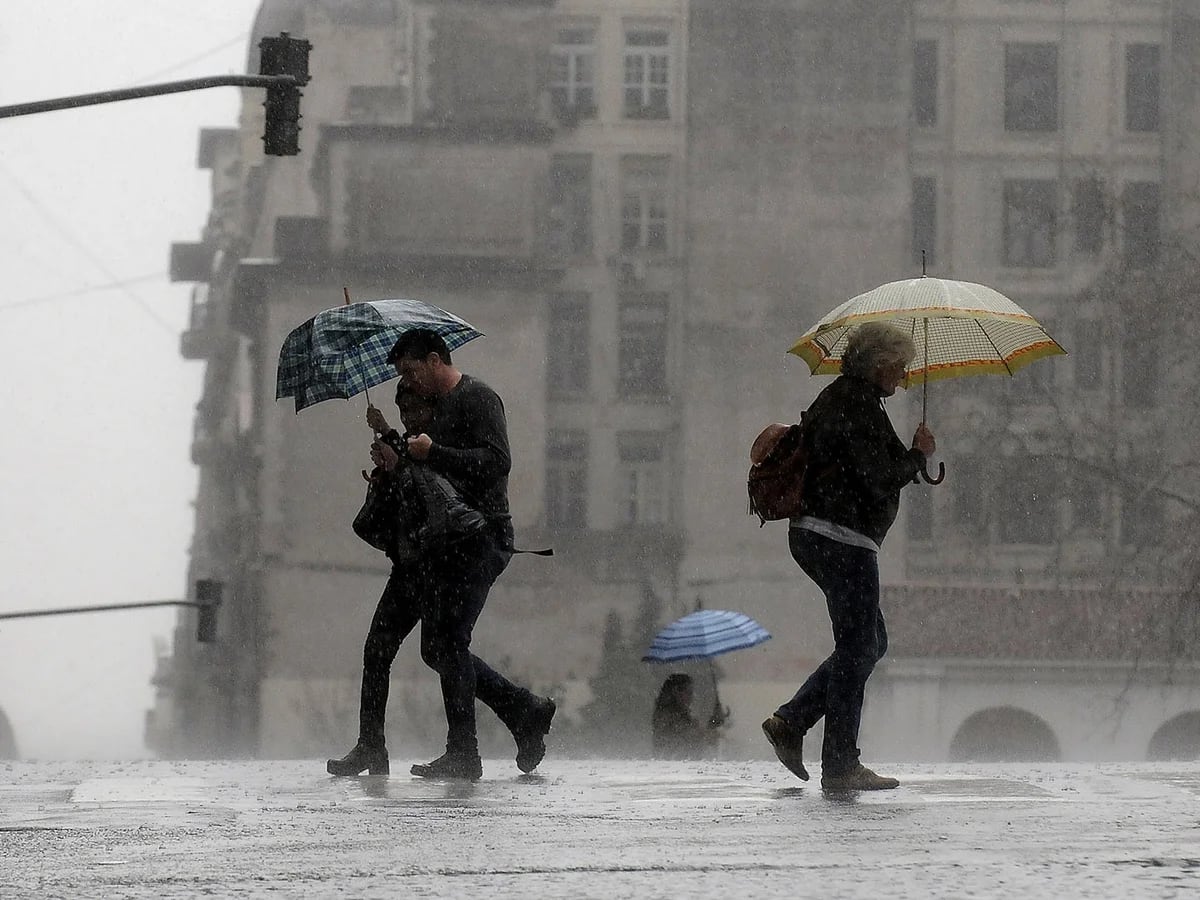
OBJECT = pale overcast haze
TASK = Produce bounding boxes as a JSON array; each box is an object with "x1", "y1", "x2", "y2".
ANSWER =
[{"x1": 0, "y1": 1, "x2": 261, "y2": 758}]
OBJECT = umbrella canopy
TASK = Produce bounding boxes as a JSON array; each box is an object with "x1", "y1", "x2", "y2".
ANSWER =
[
  {"x1": 788, "y1": 276, "x2": 1065, "y2": 387},
  {"x1": 643, "y1": 610, "x2": 771, "y2": 663},
  {"x1": 276, "y1": 298, "x2": 483, "y2": 412}
]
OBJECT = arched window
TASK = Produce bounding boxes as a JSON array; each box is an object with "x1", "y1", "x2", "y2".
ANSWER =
[
  {"x1": 1147, "y1": 712, "x2": 1200, "y2": 761},
  {"x1": 949, "y1": 706, "x2": 1061, "y2": 762}
]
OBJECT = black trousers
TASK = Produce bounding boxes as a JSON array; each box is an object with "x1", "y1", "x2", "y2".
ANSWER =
[
  {"x1": 358, "y1": 531, "x2": 536, "y2": 754},
  {"x1": 776, "y1": 528, "x2": 887, "y2": 776}
]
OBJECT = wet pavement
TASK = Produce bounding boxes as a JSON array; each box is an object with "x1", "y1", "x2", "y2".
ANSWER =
[{"x1": 2, "y1": 759, "x2": 1198, "y2": 898}]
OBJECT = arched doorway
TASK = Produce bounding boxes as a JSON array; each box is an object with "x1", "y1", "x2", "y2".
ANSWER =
[
  {"x1": 0, "y1": 706, "x2": 17, "y2": 759},
  {"x1": 949, "y1": 706, "x2": 1061, "y2": 762},
  {"x1": 1147, "y1": 711, "x2": 1200, "y2": 761}
]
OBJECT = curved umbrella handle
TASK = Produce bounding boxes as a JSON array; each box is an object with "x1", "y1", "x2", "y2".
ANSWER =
[{"x1": 919, "y1": 459, "x2": 945, "y2": 485}]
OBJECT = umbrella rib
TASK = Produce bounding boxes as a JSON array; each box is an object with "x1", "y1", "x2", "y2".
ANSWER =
[{"x1": 975, "y1": 319, "x2": 1015, "y2": 376}]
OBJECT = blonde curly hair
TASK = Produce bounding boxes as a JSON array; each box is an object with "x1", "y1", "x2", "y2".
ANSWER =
[{"x1": 841, "y1": 322, "x2": 916, "y2": 379}]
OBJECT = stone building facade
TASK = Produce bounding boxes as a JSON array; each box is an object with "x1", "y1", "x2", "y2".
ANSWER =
[{"x1": 149, "y1": 0, "x2": 1200, "y2": 763}]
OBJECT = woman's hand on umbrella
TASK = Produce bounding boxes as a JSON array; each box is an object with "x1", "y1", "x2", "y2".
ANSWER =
[
  {"x1": 370, "y1": 438, "x2": 400, "y2": 472},
  {"x1": 912, "y1": 423, "x2": 936, "y2": 457},
  {"x1": 366, "y1": 404, "x2": 390, "y2": 434},
  {"x1": 406, "y1": 433, "x2": 433, "y2": 461}
]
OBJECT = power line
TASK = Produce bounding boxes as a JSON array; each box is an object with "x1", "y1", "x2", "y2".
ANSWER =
[
  {"x1": 0, "y1": 33, "x2": 249, "y2": 325},
  {"x1": 128, "y1": 32, "x2": 251, "y2": 86},
  {"x1": 0, "y1": 160, "x2": 177, "y2": 334},
  {"x1": 0, "y1": 272, "x2": 169, "y2": 313}
]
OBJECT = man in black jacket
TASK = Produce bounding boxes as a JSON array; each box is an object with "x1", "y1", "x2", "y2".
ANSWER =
[
  {"x1": 327, "y1": 330, "x2": 555, "y2": 780},
  {"x1": 762, "y1": 322, "x2": 936, "y2": 791}
]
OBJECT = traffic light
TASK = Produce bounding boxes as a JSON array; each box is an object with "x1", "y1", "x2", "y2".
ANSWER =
[
  {"x1": 195, "y1": 579, "x2": 224, "y2": 643},
  {"x1": 259, "y1": 32, "x2": 312, "y2": 156}
]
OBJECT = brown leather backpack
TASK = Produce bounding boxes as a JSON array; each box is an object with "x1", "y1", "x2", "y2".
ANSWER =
[{"x1": 747, "y1": 417, "x2": 809, "y2": 525}]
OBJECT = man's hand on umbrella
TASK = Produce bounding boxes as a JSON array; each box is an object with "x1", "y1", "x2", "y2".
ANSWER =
[
  {"x1": 366, "y1": 404, "x2": 390, "y2": 434},
  {"x1": 370, "y1": 438, "x2": 400, "y2": 472},
  {"x1": 912, "y1": 423, "x2": 936, "y2": 457},
  {"x1": 406, "y1": 433, "x2": 433, "y2": 460}
]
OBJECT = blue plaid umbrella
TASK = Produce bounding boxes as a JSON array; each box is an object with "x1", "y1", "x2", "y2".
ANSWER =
[
  {"x1": 643, "y1": 609, "x2": 771, "y2": 663},
  {"x1": 276, "y1": 298, "x2": 484, "y2": 412}
]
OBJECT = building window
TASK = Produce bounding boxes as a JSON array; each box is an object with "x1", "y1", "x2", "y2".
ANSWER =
[
  {"x1": 620, "y1": 156, "x2": 670, "y2": 253},
  {"x1": 1072, "y1": 319, "x2": 1103, "y2": 389},
  {"x1": 546, "y1": 430, "x2": 588, "y2": 528},
  {"x1": 908, "y1": 485, "x2": 933, "y2": 541},
  {"x1": 623, "y1": 27, "x2": 670, "y2": 119},
  {"x1": 1071, "y1": 176, "x2": 1106, "y2": 255},
  {"x1": 913, "y1": 40, "x2": 938, "y2": 127},
  {"x1": 1003, "y1": 179, "x2": 1057, "y2": 268},
  {"x1": 618, "y1": 294, "x2": 669, "y2": 400},
  {"x1": 1120, "y1": 482, "x2": 1163, "y2": 547},
  {"x1": 1125, "y1": 43, "x2": 1161, "y2": 133},
  {"x1": 1123, "y1": 181, "x2": 1161, "y2": 268},
  {"x1": 618, "y1": 431, "x2": 668, "y2": 525},
  {"x1": 548, "y1": 155, "x2": 592, "y2": 257},
  {"x1": 547, "y1": 293, "x2": 590, "y2": 398},
  {"x1": 811, "y1": 21, "x2": 897, "y2": 102},
  {"x1": 1120, "y1": 315, "x2": 1157, "y2": 408},
  {"x1": 1007, "y1": 317, "x2": 1056, "y2": 404},
  {"x1": 1005, "y1": 43, "x2": 1058, "y2": 132},
  {"x1": 551, "y1": 27, "x2": 596, "y2": 119},
  {"x1": 1067, "y1": 472, "x2": 1104, "y2": 536},
  {"x1": 998, "y1": 455, "x2": 1057, "y2": 545},
  {"x1": 912, "y1": 176, "x2": 937, "y2": 268},
  {"x1": 954, "y1": 454, "x2": 987, "y2": 538}
]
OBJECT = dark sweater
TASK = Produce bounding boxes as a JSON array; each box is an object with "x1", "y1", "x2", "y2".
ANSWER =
[
  {"x1": 797, "y1": 375, "x2": 924, "y2": 546},
  {"x1": 424, "y1": 374, "x2": 511, "y2": 520}
]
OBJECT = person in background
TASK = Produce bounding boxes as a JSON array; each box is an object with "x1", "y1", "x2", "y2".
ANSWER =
[
  {"x1": 761, "y1": 322, "x2": 936, "y2": 791},
  {"x1": 652, "y1": 673, "x2": 723, "y2": 760}
]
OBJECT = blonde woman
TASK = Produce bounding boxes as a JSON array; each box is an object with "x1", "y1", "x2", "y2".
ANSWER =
[{"x1": 762, "y1": 322, "x2": 936, "y2": 791}]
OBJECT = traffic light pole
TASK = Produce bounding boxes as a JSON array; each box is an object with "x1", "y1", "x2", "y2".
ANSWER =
[
  {"x1": 0, "y1": 74, "x2": 299, "y2": 120},
  {"x1": 0, "y1": 578, "x2": 224, "y2": 643},
  {"x1": 0, "y1": 600, "x2": 204, "y2": 619},
  {"x1": 0, "y1": 32, "x2": 312, "y2": 155}
]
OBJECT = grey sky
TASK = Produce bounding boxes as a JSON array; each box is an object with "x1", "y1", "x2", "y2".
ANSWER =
[{"x1": 0, "y1": 1, "x2": 260, "y2": 758}]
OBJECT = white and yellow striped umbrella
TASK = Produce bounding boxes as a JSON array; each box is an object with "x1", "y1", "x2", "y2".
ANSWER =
[{"x1": 788, "y1": 276, "x2": 1066, "y2": 387}]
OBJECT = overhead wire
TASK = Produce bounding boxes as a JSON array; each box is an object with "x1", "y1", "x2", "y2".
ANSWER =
[
  {"x1": 0, "y1": 160, "x2": 178, "y2": 334},
  {"x1": 127, "y1": 32, "x2": 250, "y2": 86},
  {"x1": 0, "y1": 30, "x2": 250, "y2": 326},
  {"x1": 0, "y1": 272, "x2": 168, "y2": 313}
]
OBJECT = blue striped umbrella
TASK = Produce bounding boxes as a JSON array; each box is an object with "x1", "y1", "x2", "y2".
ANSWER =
[
  {"x1": 276, "y1": 298, "x2": 484, "y2": 412},
  {"x1": 642, "y1": 609, "x2": 772, "y2": 663}
]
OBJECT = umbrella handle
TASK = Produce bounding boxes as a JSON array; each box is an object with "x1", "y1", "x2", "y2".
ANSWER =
[{"x1": 919, "y1": 459, "x2": 945, "y2": 485}]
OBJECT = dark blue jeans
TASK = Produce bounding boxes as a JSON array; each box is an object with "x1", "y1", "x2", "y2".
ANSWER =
[
  {"x1": 776, "y1": 528, "x2": 887, "y2": 776},
  {"x1": 359, "y1": 530, "x2": 536, "y2": 754}
]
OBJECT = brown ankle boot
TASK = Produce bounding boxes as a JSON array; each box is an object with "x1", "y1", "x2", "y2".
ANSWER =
[{"x1": 820, "y1": 763, "x2": 899, "y2": 791}]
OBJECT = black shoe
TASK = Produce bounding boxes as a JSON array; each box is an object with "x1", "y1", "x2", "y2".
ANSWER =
[
  {"x1": 410, "y1": 752, "x2": 483, "y2": 781},
  {"x1": 762, "y1": 715, "x2": 809, "y2": 781},
  {"x1": 327, "y1": 742, "x2": 389, "y2": 776},
  {"x1": 514, "y1": 697, "x2": 556, "y2": 774}
]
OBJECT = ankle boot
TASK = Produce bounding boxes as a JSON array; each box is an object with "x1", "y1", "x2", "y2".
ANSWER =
[
  {"x1": 326, "y1": 742, "x2": 389, "y2": 776},
  {"x1": 410, "y1": 751, "x2": 483, "y2": 781},
  {"x1": 762, "y1": 715, "x2": 809, "y2": 781},
  {"x1": 820, "y1": 763, "x2": 899, "y2": 791},
  {"x1": 513, "y1": 697, "x2": 556, "y2": 774}
]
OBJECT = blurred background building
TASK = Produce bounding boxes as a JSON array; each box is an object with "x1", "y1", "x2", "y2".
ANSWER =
[{"x1": 148, "y1": 0, "x2": 1200, "y2": 763}]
